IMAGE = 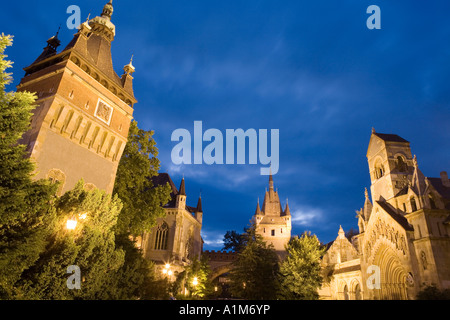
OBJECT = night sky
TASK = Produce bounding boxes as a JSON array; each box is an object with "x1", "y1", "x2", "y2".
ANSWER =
[{"x1": 1, "y1": 0, "x2": 449, "y2": 250}]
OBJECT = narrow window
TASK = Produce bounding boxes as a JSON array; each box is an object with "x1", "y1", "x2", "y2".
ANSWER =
[
  {"x1": 410, "y1": 197, "x2": 417, "y2": 212},
  {"x1": 154, "y1": 222, "x2": 169, "y2": 250},
  {"x1": 271, "y1": 229, "x2": 275, "y2": 236}
]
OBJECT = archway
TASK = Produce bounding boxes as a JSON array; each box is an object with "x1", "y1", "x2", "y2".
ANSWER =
[{"x1": 372, "y1": 244, "x2": 407, "y2": 300}]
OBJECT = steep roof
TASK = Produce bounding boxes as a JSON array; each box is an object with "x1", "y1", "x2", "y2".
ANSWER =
[
  {"x1": 376, "y1": 200, "x2": 414, "y2": 231},
  {"x1": 373, "y1": 133, "x2": 409, "y2": 143}
]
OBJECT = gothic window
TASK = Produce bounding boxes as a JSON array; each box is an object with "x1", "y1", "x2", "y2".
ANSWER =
[
  {"x1": 374, "y1": 160, "x2": 384, "y2": 179},
  {"x1": 396, "y1": 156, "x2": 408, "y2": 172},
  {"x1": 410, "y1": 197, "x2": 417, "y2": 212},
  {"x1": 343, "y1": 285, "x2": 349, "y2": 300},
  {"x1": 271, "y1": 229, "x2": 275, "y2": 236},
  {"x1": 154, "y1": 222, "x2": 169, "y2": 250},
  {"x1": 354, "y1": 283, "x2": 362, "y2": 300}
]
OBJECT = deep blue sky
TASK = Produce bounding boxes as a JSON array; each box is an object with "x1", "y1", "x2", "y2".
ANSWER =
[{"x1": 2, "y1": 0, "x2": 450, "y2": 250}]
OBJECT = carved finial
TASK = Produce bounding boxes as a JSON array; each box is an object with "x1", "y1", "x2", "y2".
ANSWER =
[
  {"x1": 372, "y1": 127, "x2": 376, "y2": 134},
  {"x1": 413, "y1": 155, "x2": 418, "y2": 168},
  {"x1": 365, "y1": 187, "x2": 369, "y2": 199}
]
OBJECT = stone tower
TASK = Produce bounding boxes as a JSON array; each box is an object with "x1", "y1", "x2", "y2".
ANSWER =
[
  {"x1": 17, "y1": 0, "x2": 136, "y2": 194},
  {"x1": 366, "y1": 128, "x2": 414, "y2": 202},
  {"x1": 253, "y1": 174, "x2": 292, "y2": 256}
]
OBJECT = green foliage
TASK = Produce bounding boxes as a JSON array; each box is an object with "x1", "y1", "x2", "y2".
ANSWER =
[
  {"x1": 222, "y1": 229, "x2": 248, "y2": 253},
  {"x1": 277, "y1": 231, "x2": 325, "y2": 300},
  {"x1": 174, "y1": 255, "x2": 214, "y2": 299},
  {"x1": 416, "y1": 285, "x2": 450, "y2": 300},
  {"x1": 0, "y1": 34, "x2": 59, "y2": 298},
  {"x1": 15, "y1": 181, "x2": 126, "y2": 299},
  {"x1": 113, "y1": 120, "x2": 171, "y2": 236},
  {"x1": 229, "y1": 223, "x2": 279, "y2": 300}
]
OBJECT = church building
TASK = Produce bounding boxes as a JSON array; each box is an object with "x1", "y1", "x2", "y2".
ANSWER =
[
  {"x1": 320, "y1": 129, "x2": 450, "y2": 300},
  {"x1": 16, "y1": 0, "x2": 135, "y2": 194},
  {"x1": 139, "y1": 173, "x2": 203, "y2": 276}
]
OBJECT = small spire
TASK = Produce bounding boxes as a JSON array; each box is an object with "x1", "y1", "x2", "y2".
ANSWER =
[
  {"x1": 179, "y1": 178, "x2": 186, "y2": 196},
  {"x1": 123, "y1": 54, "x2": 135, "y2": 75},
  {"x1": 269, "y1": 171, "x2": 274, "y2": 191},
  {"x1": 372, "y1": 127, "x2": 376, "y2": 134},
  {"x1": 284, "y1": 199, "x2": 291, "y2": 215},
  {"x1": 413, "y1": 154, "x2": 418, "y2": 168},
  {"x1": 338, "y1": 225, "x2": 345, "y2": 239},
  {"x1": 364, "y1": 187, "x2": 369, "y2": 199},
  {"x1": 255, "y1": 198, "x2": 261, "y2": 215},
  {"x1": 196, "y1": 194, "x2": 202, "y2": 212}
]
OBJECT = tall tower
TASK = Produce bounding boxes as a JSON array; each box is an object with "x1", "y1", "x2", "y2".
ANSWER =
[
  {"x1": 366, "y1": 128, "x2": 414, "y2": 202},
  {"x1": 17, "y1": 1, "x2": 136, "y2": 194},
  {"x1": 253, "y1": 174, "x2": 291, "y2": 256}
]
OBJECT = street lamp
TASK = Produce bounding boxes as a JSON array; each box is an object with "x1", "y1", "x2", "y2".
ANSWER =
[{"x1": 66, "y1": 218, "x2": 77, "y2": 230}]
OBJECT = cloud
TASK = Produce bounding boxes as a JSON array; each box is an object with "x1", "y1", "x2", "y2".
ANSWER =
[
  {"x1": 201, "y1": 230, "x2": 224, "y2": 249},
  {"x1": 290, "y1": 205, "x2": 323, "y2": 227}
]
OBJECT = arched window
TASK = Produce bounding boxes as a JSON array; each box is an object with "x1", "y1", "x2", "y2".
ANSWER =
[
  {"x1": 154, "y1": 222, "x2": 169, "y2": 250},
  {"x1": 396, "y1": 156, "x2": 408, "y2": 172},
  {"x1": 354, "y1": 283, "x2": 362, "y2": 300},
  {"x1": 374, "y1": 160, "x2": 384, "y2": 179},
  {"x1": 343, "y1": 285, "x2": 349, "y2": 300},
  {"x1": 410, "y1": 197, "x2": 417, "y2": 212}
]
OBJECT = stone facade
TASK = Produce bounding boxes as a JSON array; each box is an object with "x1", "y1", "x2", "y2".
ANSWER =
[
  {"x1": 17, "y1": 1, "x2": 135, "y2": 194},
  {"x1": 320, "y1": 129, "x2": 450, "y2": 300},
  {"x1": 140, "y1": 174, "x2": 203, "y2": 276},
  {"x1": 253, "y1": 174, "x2": 292, "y2": 257}
]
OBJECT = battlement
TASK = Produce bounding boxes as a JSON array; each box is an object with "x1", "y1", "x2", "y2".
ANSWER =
[{"x1": 202, "y1": 250, "x2": 238, "y2": 261}]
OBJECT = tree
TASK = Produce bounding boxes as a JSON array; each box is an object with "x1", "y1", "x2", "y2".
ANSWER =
[
  {"x1": 0, "y1": 34, "x2": 58, "y2": 298},
  {"x1": 15, "y1": 181, "x2": 126, "y2": 299},
  {"x1": 174, "y1": 255, "x2": 213, "y2": 299},
  {"x1": 222, "y1": 229, "x2": 247, "y2": 252},
  {"x1": 277, "y1": 231, "x2": 325, "y2": 300},
  {"x1": 228, "y1": 222, "x2": 279, "y2": 300},
  {"x1": 113, "y1": 120, "x2": 171, "y2": 236}
]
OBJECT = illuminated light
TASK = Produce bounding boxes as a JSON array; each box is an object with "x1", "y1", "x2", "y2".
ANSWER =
[
  {"x1": 168, "y1": 270, "x2": 173, "y2": 276},
  {"x1": 66, "y1": 219, "x2": 77, "y2": 230},
  {"x1": 192, "y1": 277, "x2": 198, "y2": 286},
  {"x1": 165, "y1": 263, "x2": 170, "y2": 269},
  {"x1": 162, "y1": 268, "x2": 168, "y2": 274},
  {"x1": 79, "y1": 213, "x2": 87, "y2": 220}
]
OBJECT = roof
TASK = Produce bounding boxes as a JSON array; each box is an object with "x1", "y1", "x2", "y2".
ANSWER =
[
  {"x1": 428, "y1": 177, "x2": 450, "y2": 200},
  {"x1": 373, "y1": 133, "x2": 409, "y2": 143},
  {"x1": 376, "y1": 200, "x2": 414, "y2": 231},
  {"x1": 150, "y1": 173, "x2": 200, "y2": 213}
]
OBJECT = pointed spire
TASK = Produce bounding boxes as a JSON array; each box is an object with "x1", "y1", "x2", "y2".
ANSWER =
[
  {"x1": 196, "y1": 194, "x2": 202, "y2": 212},
  {"x1": 338, "y1": 225, "x2": 345, "y2": 239},
  {"x1": 123, "y1": 55, "x2": 135, "y2": 75},
  {"x1": 269, "y1": 170, "x2": 274, "y2": 191},
  {"x1": 255, "y1": 198, "x2": 261, "y2": 215},
  {"x1": 179, "y1": 178, "x2": 186, "y2": 196},
  {"x1": 284, "y1": 199, "x2": 291, "y2": 215},
  {"x1": 365, "y1": 187, "x2": 369, "y2": 200},
  {"x1": 372, "y1": 127, "x2": 376, "y2": 134}
]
